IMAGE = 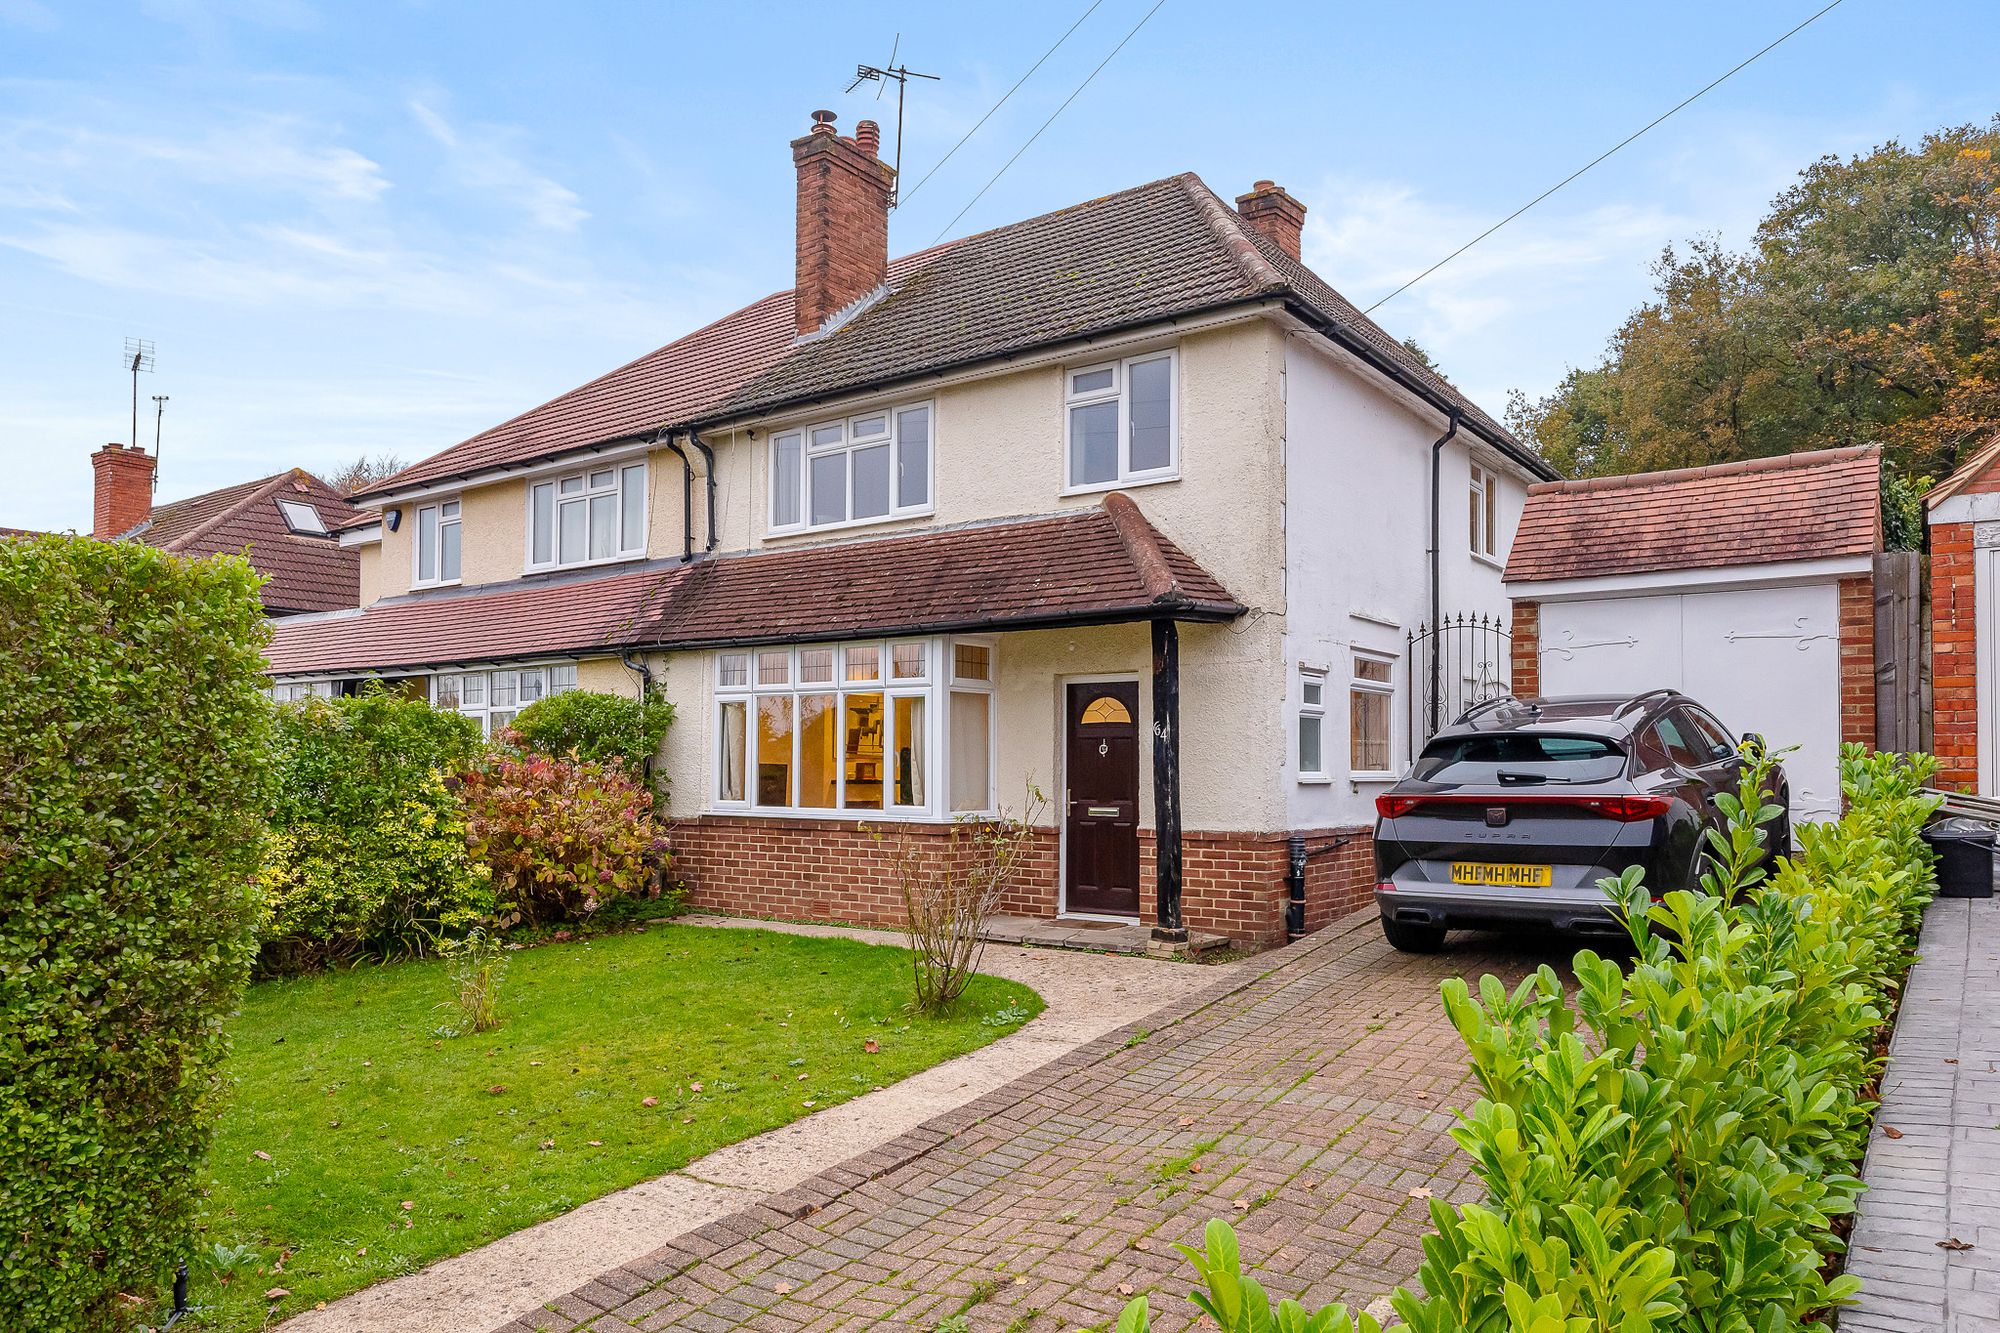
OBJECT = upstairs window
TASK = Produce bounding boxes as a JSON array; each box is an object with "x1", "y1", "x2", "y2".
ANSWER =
[
  {"x1": 414, "y1": 499, "x2": 461, "y2": 585},
  {"x1": 1065, "y1": 349, "x2": 1177, "y2": 490},
  {"x1": 1469, "y1": 465, "x2": 1498, "y2": 559},
  {"x1": 528, "y1": 463, "x2": 647, "y2": 571},
  {"x1": 770, "y1": 402, "x2": 932, "y2": 534}
]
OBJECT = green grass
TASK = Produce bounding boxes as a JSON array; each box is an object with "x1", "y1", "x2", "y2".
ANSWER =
[{"x1": 174, "y1": 924, "x2": 1042, "y2": 1330}]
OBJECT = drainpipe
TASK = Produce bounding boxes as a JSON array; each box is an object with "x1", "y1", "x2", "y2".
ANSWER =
[
  {"x1": 686, "y1": 429, "x2": 719, "y2": 552},
  {"x1": 1284, "y1": 836, "x2": 1307, "y2": 939},
  {"x1": 656, "y1": 431, "x2": 695, "y2": 561},
  {"x1": 619, "y1": 649, "x2": 660, "y2": 793},
  {"x1": 1427, "y1": 409, "x2": 1462, "y2": 738}
]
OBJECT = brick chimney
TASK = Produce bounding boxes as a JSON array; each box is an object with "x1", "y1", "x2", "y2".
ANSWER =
[
  {"x1": 91, "y1": 442, "x2": 155, "y2": 539},
  {"x1": 792, "y1": 110, "x2": 896, "y2": 335},
  {"x1": 1235, "y1": 180, "x2": 1307, "y2": 262}
]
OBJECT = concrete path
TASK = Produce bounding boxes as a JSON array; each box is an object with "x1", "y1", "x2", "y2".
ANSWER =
[
  {"x1": 1843, "y1": 895, "x2": 2000, "y2": 1333},
  {"x1": 279, "y1": 918, "x2": 1231, "y2": 1333},
  {"x1": 494, "y1": 914, "x2": 1543, "y2": 1333}
]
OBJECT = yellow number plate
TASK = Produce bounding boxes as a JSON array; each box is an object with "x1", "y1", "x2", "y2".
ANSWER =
[{"x1": 1450, "y1": 862, "x2": 1553, "y2": 887}]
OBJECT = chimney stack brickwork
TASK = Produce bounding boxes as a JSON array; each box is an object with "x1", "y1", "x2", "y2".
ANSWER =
[
  {"x1": 1235, "y1": 180, "x2": 1307, "y2": 262},
  {"x1": 91, "y1": 442, "x2": 155, "y2": 539},
  {"x1": 792, "y1": 111, "x2": 896, "y2": 335}
]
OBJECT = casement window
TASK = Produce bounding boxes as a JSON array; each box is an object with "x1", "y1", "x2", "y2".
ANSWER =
[
  {"x1": 414, "y1": 499, "x2": 462, "y2": 585},
  {"x1": 1064, "y1": 349, "x2": 1177, "y2": 490},
  {"x1": 271, "y1": 680, "x2": 335, "y2": 703},
  {"x1": 527, "y1": 463, "x2": 648, "y2": 571},
  {"x1": 1350, "y1": 652, "x2": 1396, "y2": 776},
  {"x1": 1469, "y1": 465, "x2": 1499, "y2": 560},
  {"x1": 1297, "y1": 667, "x2": 1328, "y2": 780},
  {"x1": 713, "y1": 635, "x2": 994, "y2": 818},
  {"x1": 432, "y1": 662, "x2": 579, "y2": 736},
  {"x1": 769, "y1": 402, "x2": 932, "y2": 535}
]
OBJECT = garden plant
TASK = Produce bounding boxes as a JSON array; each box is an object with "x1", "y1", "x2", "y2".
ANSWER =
[{"x1": 506, "y1": 687, "x2": 674, "y2": 787}]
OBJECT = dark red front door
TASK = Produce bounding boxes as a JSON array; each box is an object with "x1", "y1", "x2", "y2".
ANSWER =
[{"x1": 1064, "y1": 681, "x2": 1141, "y2": 917}]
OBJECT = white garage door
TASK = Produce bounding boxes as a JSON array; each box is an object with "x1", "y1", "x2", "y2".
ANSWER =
[{"x1": 1536, "y1": 583, "x2": 1842, "y2": 821}]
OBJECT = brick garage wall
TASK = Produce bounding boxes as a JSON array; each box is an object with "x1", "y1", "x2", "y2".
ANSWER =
[
  {"x1": 1932, "y1": 519, "x2": 1978, "y2": 791},
  {"x1": 1510, "y1": 599, "x2": 1540, "y2": 696},
  {"x1": 1837, "y1": 574, "x2": 1877, "y2": 748},
  {"x1": 666, "y1": 815, "x2": 1375, "y2": 949}
]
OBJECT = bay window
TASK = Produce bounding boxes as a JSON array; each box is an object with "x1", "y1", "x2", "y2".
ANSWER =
[
  {"x1": 769, "y1": 402, "x2": 932, "y2": 534},
  {"x1": 527, "y1": 463, "x2": 647, "y2": 571},
  {"x1": 1065, "y1": 349, "x2": 1177, "y2": 490},
  {"x1": 433, "y1": 662, "x2": 579, "y2": 736},
  {"x1": 414, "y1": 499, "x2": 461, "y2": 585},
  {"x1": 714, "y1": 635, "x2": 992, "y2": 817}
]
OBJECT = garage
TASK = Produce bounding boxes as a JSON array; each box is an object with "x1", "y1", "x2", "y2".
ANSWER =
[{"x1": 1505, "y1": 446, "x2": 1885, "y2": 823}]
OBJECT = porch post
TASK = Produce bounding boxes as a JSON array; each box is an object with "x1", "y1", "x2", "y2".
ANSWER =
[{"x1": 1151, "y1": 616, "x2": 1186, "y2": 941}]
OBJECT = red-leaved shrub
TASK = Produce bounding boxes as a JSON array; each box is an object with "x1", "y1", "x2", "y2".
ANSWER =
[{"x1": 452, "y1": 753, "x2": 671, "y2": 926}]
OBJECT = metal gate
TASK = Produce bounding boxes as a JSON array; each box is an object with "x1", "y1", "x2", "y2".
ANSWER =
[{"x1": 1406, "y1": 612, "x2": 1512, "y2": 752}]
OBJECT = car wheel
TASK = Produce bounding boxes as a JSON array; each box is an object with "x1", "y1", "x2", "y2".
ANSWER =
[{"x1": 1381, "y1": 918, "x2": 1448, "y2": 953}]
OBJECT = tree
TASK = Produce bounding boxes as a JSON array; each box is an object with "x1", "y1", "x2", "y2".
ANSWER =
[{"x1": 325, "y1": 452, "x2": 406, "y2": 495}]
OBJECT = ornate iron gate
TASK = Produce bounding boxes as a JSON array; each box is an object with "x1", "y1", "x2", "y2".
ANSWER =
[{"x1": 1406, "y1": 612, "x2": 1512, "y2": 753}]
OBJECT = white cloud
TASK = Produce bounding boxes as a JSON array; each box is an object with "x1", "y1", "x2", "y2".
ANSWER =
[{"x1": 409, "y1": 98, "x2": 587, "y2": 232}]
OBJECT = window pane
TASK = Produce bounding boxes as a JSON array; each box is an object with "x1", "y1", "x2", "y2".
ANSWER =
[
  {"x1": 798, "y1": 647, "x2": 835, "y2": 684},
  {"x1": 893, "y1": 695, "x2": 927, "y2": 806},
  {"x1": 621, "y1": 464, "x2": 646, "y2": 550},
  {"x1": 1484, "y1": 479, "x2": 1497, "y2": 555},
  {"x1": 558, "y1": 499, "x2": 586, "y2": 564},
  {"x1": 810, "y1": 423, "x2": 845, "y2": 448},
  {"x1": 1302, "y1": 677, "x2": 1323, "y2": 707},
  {"x1": 797, "y1": 694, "x2": 838, "y2": 809},
  {"x1": 851, "y1": 443, "x2": 891, "y2": 520},
  {"x1": 756, "y1": 650, "x2": 790, "y2": 686},
  {"x1": 532, "y1": 484, "x2": 554, "y2": 565},
  {"x1": 550, "y1": 664, "x2": 577, "y2": 693},
  {"x1": 891, "y1": 642, "x2": 926, "y2": 679},
  {"x1": 718, "y1": 652, "x2": 749, "y2": 688},
  {"x1": 896, "y1": 406, "x2": 930, "y2": 509},
  {"x1": 1070, "y1": 400, "x2": 1119, "y2": 486},
  {"x1": 489, "y1": 710, "x2": 516, "y2": 734},
  {"x1": 809, "y1": 452, "x2": 846, "y2": 526},
  {"x1": 440, "y1": 516, "x2": 461, "y2": 581},
  {"x1": 1071, "y1": 367, "x2": 1114, "y2": 395},
  {"x1": 719, "y1": 700, "x2": 747, "y2": 801},
  {"x1": 755, "y1": 696, "x2": 794, "y2": 807},
  {"x1": 491, "y1": 672, "x2": 518, "y2": 706},
  {"x1": 1355, "y1": 656, "x2": 1392, "y2": 684},
  {"x1": 845, "y1": 644, "x2": 881, "y2": 682},
  {"x1": 953, "y1": 643, "x2": 990, "y2": 682},
  {"x1": 1352, "y1": 689, "x2": 1391, "y2": 772},
  {"x1": 559, "y1": 475, "x2": 583, "y2": 495},
  {"x1": 1299, "y1": 714, "x2": 1323, "y2": 774},
  {"x1": 843, "y1": 693, "x2": 884, "y2": 811},
  {"x1": 773, "y1": 434, "x2": 803, "y2": 527},
  {"x1": 1128, "y1": 356, "x2": 1173, "y2": 472},
  {"x1": 588, "y1": 493, "x2": 617, "y2": 559},
  {"x1": 434, "y1": 674, "x2": 462, "y2": 710},
  {"x1": 442, "y1": 500, "x2": 460, "y2": 518},
  {"x1": 852, "y1": 414, "x2": 888, "y2": 439},
  {"x1": 1469, "y1": 480, "x2": 1481, "y2": 550},
  {"x1": 588, "y1": 469, "x2": 614, "y2": 490},
  {"x1": 949, "y1": 691, "x2": 991, "y2": 812},
  {"x1": 460, "y1": 673, "x2": 486, "y2": 707},
  {"x1": 518, "y1": 669, "x2": 546, "y2": 703},
  {"x1": 416, "y1": 507, "x2": 437, "y2": 581}
]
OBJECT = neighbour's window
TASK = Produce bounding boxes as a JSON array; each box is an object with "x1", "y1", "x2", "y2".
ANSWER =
[
  {"x1": 278, "y1": 499, "x2": 329, "y2": 535},
  {"x1": 271, "y1": 680, "x2": 335, "y2": 702},
  {"x1": 1298, "y1": 668, "x2": 1328, "y2": 778},
  {"x1": 769, "y1": 402, "x2": 932, "y2": 534},
  {"x1": 527, "y1": 463, "x2": 647, "y2": 570},
  {"x1": 1350, "y1": 653, "x2": 1395, "y2": 775},
  {"x1": 1065, "y1": 349, "x2": 1178, "y2": 489},
  {"x1": 414, "y1": 499, "x2": 461, "y2": 584},
  {"x1": 1469, "y1": 466, "x2": 1498, "y2": 559},
  {"x1": 433, "y1": 662, "x2": 579, "y2": 736},
  {"x1": 714, "y1": 637, "x2": 992, "y2": 817}
]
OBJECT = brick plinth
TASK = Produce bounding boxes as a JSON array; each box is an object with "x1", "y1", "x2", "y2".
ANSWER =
[
  {"x1": 1932, "y1": 519, "x2": 1978, "y2": 791},
  {"x1": 665, "y1": 815, "x2": 1375, "y2": 949},
  {"x1": 1510, "y1": 599, "x2": 1540, "y2": 697}
]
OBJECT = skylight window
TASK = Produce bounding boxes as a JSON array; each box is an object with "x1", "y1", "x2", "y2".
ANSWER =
[{"x1": 278, "y1": 499, "x2": 329, "y2": 535}]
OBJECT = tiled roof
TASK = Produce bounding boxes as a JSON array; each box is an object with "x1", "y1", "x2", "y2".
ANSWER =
[
  {"x1": 134, "y1": 470, "x2": 364, "y2": 614},
  {"x1": 359, "y1": 173, "x2": 1546, "y2": 501},
  {"x1": 1925, "y1": 431, "x2": 2000, "y2": 508},
  {"x1": 265, "y1": 493, "x2": 1241, "y2": 676},
  {"x1": 1504, "y1": 445, "x2": 1882, "y2": 584}
]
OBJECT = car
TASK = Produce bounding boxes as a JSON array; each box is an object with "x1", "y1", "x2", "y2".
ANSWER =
[{"x1": 1371, "y1": 689, "x2": 1789, "y2": 952}]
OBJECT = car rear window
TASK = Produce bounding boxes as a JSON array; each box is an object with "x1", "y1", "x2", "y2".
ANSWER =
[{"x1": 1411, "y1": 733, "x2": 1626, "y2": 784}]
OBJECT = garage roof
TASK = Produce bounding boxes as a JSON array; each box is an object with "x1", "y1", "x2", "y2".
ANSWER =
[{"x1": 1504, "y1": 445, "x2": 1881, "y2": 584}]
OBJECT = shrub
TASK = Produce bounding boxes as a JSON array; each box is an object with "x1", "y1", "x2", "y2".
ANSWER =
[
  {"x1": 261, "y1": 692, "x2": 489, "y2": 971},
  {"x1": 454, "y1": 752, "x2": 672, "y2": 927},
  {"x1": 1124, "y1": 743, "x2": 1941, "y2": 1333},
  {"x1": 437, "y1": 927, "x2": 508, "y2": 1036},
  {"x1": 507, "y1": 689, "x2": 673, "y2": 784},
  {"x1": 0, "y1": 535, "x2": 274, "y2": 1330}
]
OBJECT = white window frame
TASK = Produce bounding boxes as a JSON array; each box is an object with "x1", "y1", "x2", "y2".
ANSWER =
[
  {"x1": 525, "y1": 462, "x2": 649, "y2": 574},
  {"x1": 430, "y1": 661, "x2": 580, "y2": 737},
  {"x1": 1062, "y1": 347, "x2": 1179, "y2": 495},
  {"x1": 1469, "y1": 464, "x2": 1500, "y2": 562},
  {"x1": 1349, "y1": 650, "x2": 1398, "y2": 780},
  {"x1": 412, "y1": 498, "x2": 462, "y2": 587},
  {"x1": 1297, "y1": 666, "x2": 1330, "y2": 782},
  {"x1": 271, "y1": 679, "x2": 336, "y2": 703},
  {"x1": 767, "y1": 399, "x2": 934, "y2": 537},
  {"x1": 711, "y1": 635, "x2": 994, "y2": 820}
]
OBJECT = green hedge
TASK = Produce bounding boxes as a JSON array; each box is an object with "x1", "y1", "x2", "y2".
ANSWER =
[
  {"x1": 506, "y1": 688, "x2": 674, "y2": 786},
  {"x1": 0, "y1": 535, "x2": 276, "y2": 1330},
  {"x1": 1122, "y1": 743, "x2": 1940, "y2": 1333}
]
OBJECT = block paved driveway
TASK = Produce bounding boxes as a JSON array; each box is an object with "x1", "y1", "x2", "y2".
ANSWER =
[{"x1": 501, "y1": 914, "x2": 1548, "y2": 1333}]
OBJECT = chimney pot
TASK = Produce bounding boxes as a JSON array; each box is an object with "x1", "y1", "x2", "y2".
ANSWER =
[
  {"x1": 854, "y1": 120, "x2": 881, "y2": 158},
  {"x1": 1235, "y1": 180, "x2": 1308, "y2": 262},
  {"x1": 791, "y1": 109, "x2": 897, "y2": 335},
  {"x1": 91, "y1": 441, "x2": 156, "y2": 539},
  {"x1": 810, "y1": 109, "x2": 838, "y2": 134}
]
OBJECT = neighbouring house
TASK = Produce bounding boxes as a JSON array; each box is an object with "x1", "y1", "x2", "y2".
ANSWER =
[
  {"x1": 265, "y1": 110, "x2": 1556, "y2": 947},
  {"x1": 1924, "y1": 432, "x2": 2000, "y2": 793},
  {"x1": 1505, "y1": 445, "x2": 1890, "y2": 821},
  {"x1": 86, "y1": 442, "x2": 364, "y2": 619}
]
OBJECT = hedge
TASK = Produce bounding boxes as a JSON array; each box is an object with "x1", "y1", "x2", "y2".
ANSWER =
[
  {"x1": 0, "y1": 535, "x2": 276, "y2": 1330},
  {"x1": 506, "y1": 688, "x2": 674, "y2": 786},
  {"x1": 1121, "y1": 743, "x2": 1941, "y2": 1333}
]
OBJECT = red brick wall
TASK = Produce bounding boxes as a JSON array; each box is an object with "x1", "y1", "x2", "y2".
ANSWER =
[
  {"x1": 1510, "y1": 599, "x2": 1540, "y2": 697},
  {"x1": 791, "y1": 118, "x2": 894, "y2": 334},
  {"x1": 665, "y1": 815, "x2": 1377, "y2": 949},
  {"x1": 91, "y1": 442, "x2": 154, "y2": 539},
  {"x1": 1837, "y1": 574, "x2": 1877, "y2": 748},
  {"x1": 1932, "y1": 519, "x2": 1978, "y2": 791}
]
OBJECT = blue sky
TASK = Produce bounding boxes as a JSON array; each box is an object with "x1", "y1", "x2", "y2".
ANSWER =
[{"x1": 2, "y1": 0, "x2": 1993, "y2": 530}]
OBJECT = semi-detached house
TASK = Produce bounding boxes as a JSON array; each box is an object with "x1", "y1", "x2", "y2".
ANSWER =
[{"x1": 268, "y1": 109, "x2": 1555, "y2": 947}]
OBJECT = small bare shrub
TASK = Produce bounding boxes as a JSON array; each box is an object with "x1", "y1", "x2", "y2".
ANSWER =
[{"x1": 437, "y1": 927, "x2": 509, "y2": 1036}]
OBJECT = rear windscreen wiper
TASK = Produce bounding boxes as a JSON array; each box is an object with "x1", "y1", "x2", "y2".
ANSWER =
[{"x1": 1496, "y1": 769, "x2": 1552, "y2": 784}]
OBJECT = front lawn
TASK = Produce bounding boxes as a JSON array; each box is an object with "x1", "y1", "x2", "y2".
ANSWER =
[{"x1": 177, "y1": 924, "x2": 1042, "y2": 1330}]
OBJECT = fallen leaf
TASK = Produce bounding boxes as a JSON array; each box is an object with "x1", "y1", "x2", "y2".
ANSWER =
[
  {"x1": 803, "y1": 1100, "x2": 817, "y2": 1108},
  {"x1": 1883, "y1": 1126, "x2": 1905, "y2": 1139},
  {"x1": 1188, "y1": 1163, "x2": 1202, "y2": 1174},
  {"x1": 253, "y1": 1150, "x2": 271, "y2": 1161},
  {"x1": 864, "y1": 1039, "x2": 879, "y2": 1054},
  {"x1": 1940, "y1": 1237, "x2": 1976, "y2": 1251},
  {"x1": 1303, "y1": 1180, "x2": 1319, "y2": 1190},
  {"x1": 797, "y1": 1073, "x2": 809, "y2": 1081},
  {"x1": 1015, "y1": 1275, "x2": 1029, "y2": 1284},
  {"x1": 641, "y1": 1096, "x2": 659, "y2": 1108},
  {"x1": 1177, "y1": 1116, "x2": 1195, "y2": 1127},
  {"x1": 587, "y1": 1140, "x2": 603, "y2": 1147},
  {"x1": 315, "y1": 1302, "x2": 326, "y2": 1310},
  {"x1": 690, "y1": 1081, "x2": 704, "y2": 1093},
  {"x1": 400, "y1": 1201, "x2": 414, "y2": 1211},
  {"x1": 1132, "y1": 1239, "x2": 1150, "y2": 1251},
  {"x1": 775, "y1": 1283, "x2": 793, "y2": 1295},
  {"x1": 362, "y1": 1060, "x2": 371, "y2": 1067},
  {"x1": 487, "y1": 1085, "x2": 508, "y2": 1096},
  {"x1": 539, "y1": 1139, "x2": 555, "y2": 1150},
  {"x1": 356, "y1": 1247, "x2": 367, "y2": 1257},
  {"x1": 1408, "y1": 1187, "x2": 1434, "y2": 1199},
  {"x1": 530, "y1": 1060, "x2": 543, "y2": 1066},
  {"x1": 402, "y1": 1219, "x2": 413, "y2": 1229},
  {"x1": 682, "y1": 1116, "x2": 694, "y2": 1124},
  {"x1": 1117, "y1": 1283, "x2": 1135, "y2": 1296},
  {"x1": 1946, "y1": 1058, "x2": 1959, "y2": 1065},
  {"x1": 264, "y1": 1287, "x2": 290, "y2": 1301},
  {"x1": 1232, "y1": 1199, "x2": 1249, "y2": 1212}
]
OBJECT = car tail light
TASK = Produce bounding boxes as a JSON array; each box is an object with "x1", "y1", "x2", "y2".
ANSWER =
[
  {"x1": 1376, "y1": 881, "x2": 1396, "y2": 893},
  {"x1": 1375, "y1": 794, "x2": 1424, "y2": 818},
  {"x1": 1574, "y1": 795, "x2": 1674, "y2": 822},
  {"x1": 1374, "y1": 792, "x2": 1671, "y2": 822}
]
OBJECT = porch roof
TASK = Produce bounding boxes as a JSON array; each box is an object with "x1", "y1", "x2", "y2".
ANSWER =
[{"x1": 264, "y1": 493, "x2": 1242, "y2": 677}]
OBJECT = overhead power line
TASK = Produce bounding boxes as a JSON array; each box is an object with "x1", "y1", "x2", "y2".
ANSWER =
[
  {"x1": 1362, "y1": 0, "x2": 1847, "y2": 316},
  {"x1": 899, "y1": 0, "x2": 1107, "y2": 207},
  {"x1": 932, "y1": 0, "x2": 1170, "y2": 244}
]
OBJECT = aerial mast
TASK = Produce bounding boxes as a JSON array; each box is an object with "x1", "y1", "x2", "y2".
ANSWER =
[{"x1": 846, "y1": 34, "x2": 937, "y2": 208}]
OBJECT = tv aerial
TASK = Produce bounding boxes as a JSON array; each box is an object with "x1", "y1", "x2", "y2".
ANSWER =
[{"x1": 846, "y1": 33, "x2": 936, "y2": 207}]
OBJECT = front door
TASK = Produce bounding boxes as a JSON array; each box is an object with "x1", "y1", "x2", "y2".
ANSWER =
[{"x1": 1064, "y1": 681, "x2": 1141, "y2": 917}]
